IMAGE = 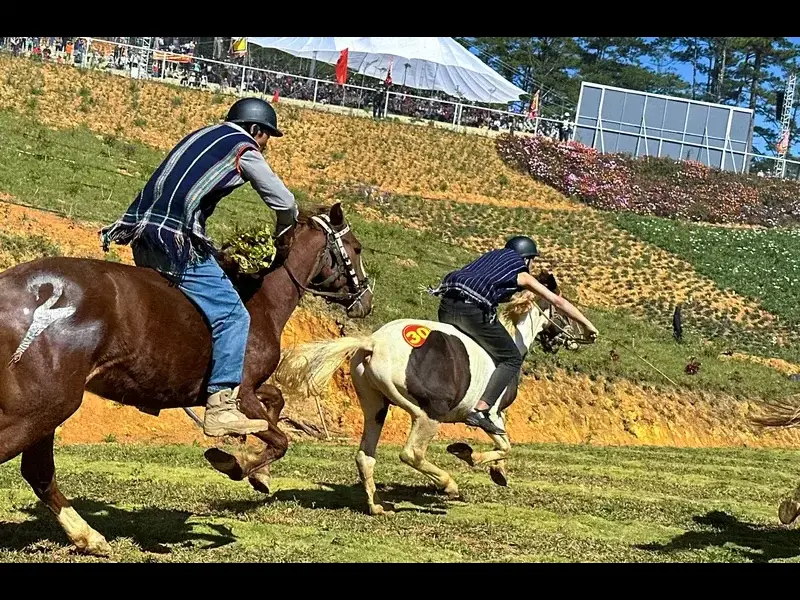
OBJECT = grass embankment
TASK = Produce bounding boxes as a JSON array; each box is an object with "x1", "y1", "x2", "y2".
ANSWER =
[
  {"x1": 0, "y1": 107, "x2": 797, "y2": 402},
  {"x1": 0, "y1": 54, "x2": 570, "y2": 210}
]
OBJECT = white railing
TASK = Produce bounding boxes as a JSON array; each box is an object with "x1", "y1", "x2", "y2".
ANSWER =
[
  {"x1": 75, "y1": 37, "x2": 546, "y2": 135},
  {"x1": 3, "y1": 36, "x2": 799, "y2": 179}
]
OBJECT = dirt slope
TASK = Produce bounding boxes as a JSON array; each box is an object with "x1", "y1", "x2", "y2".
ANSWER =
[{"x1": 1, "y1": 199, "x2": 797, "y2": 449}]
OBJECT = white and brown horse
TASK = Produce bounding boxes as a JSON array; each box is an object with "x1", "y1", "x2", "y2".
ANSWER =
[{"x1": 275, "y1": 271, "x2": 584, "y2": 515}]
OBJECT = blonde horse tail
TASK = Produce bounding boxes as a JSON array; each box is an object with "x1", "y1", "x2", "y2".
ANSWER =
[
  {"x1": 274, "y1": 335, "x2": 375, "y2": 397},
  {"x1": 750, "y1": 394, "x2": 800, "y2": 430}
]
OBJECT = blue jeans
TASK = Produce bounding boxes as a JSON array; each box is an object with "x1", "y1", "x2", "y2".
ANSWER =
[{"x1": 132, "y1": 243, "x2": 251, "y2": 395}]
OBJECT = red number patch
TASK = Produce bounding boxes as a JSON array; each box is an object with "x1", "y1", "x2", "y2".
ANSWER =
[{"x1": 402, "y1": 324, "x2": 431, "y2": 348}]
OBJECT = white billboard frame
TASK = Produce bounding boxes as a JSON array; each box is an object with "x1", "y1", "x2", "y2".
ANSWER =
[{"x1": 573, "y1": 82, "x2": 755, "y2": 174}]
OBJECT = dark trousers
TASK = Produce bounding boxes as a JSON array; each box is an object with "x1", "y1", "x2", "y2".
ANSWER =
[{"x1": 438, "y1": 296, "x2": 523, "y2": 409}]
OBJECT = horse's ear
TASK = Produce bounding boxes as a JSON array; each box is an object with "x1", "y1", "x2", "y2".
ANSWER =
[
  {"x1": 537, "y1": 270, "x2": 558, "y2": 293},
  {"x1": 329, "y1": 202, "x2": 345, "y2": 228}
]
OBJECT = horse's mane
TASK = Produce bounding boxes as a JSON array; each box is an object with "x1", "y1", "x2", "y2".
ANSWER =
[
  {"x1": 498, "y1": 270, "x2": 559, "y2": 332},
  {"x1": 499, "y1": 291, "x2": 540, "y2": 328}
]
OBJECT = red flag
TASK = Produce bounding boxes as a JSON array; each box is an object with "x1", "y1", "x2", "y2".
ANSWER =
[
  {"x1": 272, "y1": 89, "x2": 279, "y2": 103},
  {"x1": 777, "y1": 129, "x2": 790, "y2": 154},
  {"x1": 336, "y1": 48, "x2": 349, "y2": 85},
  {"x1": 528, "y1": 90, "x2": 540, "y2": 120},
  {"x1": 384, "y1": 57, "x2": 393, "y2": 86}
]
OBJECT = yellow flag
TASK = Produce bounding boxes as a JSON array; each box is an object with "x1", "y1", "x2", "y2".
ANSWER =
[{"x1": 231, "y1": 38, "x2": 247, "y2": 55}]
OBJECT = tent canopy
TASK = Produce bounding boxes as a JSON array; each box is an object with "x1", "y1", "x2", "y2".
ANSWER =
[{"x1": 246, "y1": 37, "x2": 527, "y2": 104}]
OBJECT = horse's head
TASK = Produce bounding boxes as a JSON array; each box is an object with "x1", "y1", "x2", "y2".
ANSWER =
[
  {"x1": 532, "y1": 270, "x2": 582, "y2": 354},
  {"x1": 276, "y1": 202, "x2": 373, "y2": 319},
  {"x1": 499, "y1": 270, "x2": 582, "y2": 355}
]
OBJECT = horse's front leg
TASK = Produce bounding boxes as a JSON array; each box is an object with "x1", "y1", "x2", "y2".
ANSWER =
[
  {"x1": 242, "y1": 382, "x2": 288, "y2": 494},
  {"x1": 447, "y1": 413, "x2": 512, "y2": 487},
  {"x1": 204, "y1": 381, "x2": 288, "y2": 488}
]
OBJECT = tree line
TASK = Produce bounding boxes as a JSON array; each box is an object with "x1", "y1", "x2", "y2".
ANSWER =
[
  {"x1": 458, "y1": 37, "x2": 800, "y2": 157},
  {"x1": 180, "y1": 37, "x2": 799, "y2": 157}
]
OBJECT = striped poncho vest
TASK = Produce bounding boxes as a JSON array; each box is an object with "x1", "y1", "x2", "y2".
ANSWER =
[
  {"x1": 101, "y1": 122, "x2": 260, "y2": 273},
  {"x1": 429, "y1": 248, "x2": 529, "y2": 318}
]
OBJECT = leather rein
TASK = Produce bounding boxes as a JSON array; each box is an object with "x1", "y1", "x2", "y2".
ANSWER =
[{"x1": 283, "y1": 215, "x2": 372, "y2": 311}]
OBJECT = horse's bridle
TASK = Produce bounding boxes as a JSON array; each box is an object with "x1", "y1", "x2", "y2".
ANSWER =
[
  {"x1": 534, "y1": 301, "x2": 591, "y2": 352},
  {"x1": 283, "y1": 214, "x2": 373, "y2": 311}
]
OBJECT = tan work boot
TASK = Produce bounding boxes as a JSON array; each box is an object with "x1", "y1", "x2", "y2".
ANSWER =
[{"x1": 203, "y1": 386, "x2": 271, "y2": 437}]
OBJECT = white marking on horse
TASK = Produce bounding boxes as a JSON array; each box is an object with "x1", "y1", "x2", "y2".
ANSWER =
[{"x1": 8, "y1": 275, "x2": 76, "y2": 366}]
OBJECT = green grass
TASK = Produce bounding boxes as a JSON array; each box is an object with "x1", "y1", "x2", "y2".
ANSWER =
[
  {"x1": 614, "y1": 213, "x2": 800, "y2": 361},
  {"x1": 615, "y1": 213, "x2": 800, "y2": 324},
  {"x1": 0, "y1": 228, "x2": 62, "y2": 269},
  {"x1": 0, "y1": 110, "x2": 797, "y2": 399},
  {"x1": 0, "y1": 109, "x2": 290, "y2": 236},
  {"x1": 1, "y1": 442, "x2": 799, "y2": 562},
  {"x1": 525, "y1": 306, "x2": 800, "y2": 400}
]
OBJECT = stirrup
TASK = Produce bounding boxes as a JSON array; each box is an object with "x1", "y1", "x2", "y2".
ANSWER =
[{"x1": 465, "y1": 409, "x2": 505, "y2": 436}]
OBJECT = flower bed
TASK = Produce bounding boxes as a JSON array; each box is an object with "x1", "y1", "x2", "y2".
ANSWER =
[{"x1": 496, "y1": 134, "x2": 800, "y2": 227}]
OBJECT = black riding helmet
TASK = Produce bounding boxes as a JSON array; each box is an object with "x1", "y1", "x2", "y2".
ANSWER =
[
  {"x1": 226, "y1": 97, "x2": 283, "y2": 138},
  {"x1": 505, "y1": 235, "x2": 539, "y2": 259}
]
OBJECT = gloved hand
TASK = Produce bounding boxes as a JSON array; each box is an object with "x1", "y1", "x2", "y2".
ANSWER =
[{"x1": 273, "y1": 206, "x2": 298, "y2": 240}]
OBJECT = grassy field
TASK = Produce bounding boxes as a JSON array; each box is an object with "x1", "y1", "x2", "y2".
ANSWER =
[
  {"x1": 0, "y1": 55, "x2": 568, "y2": 210},
  {"x1": 0, "y1": 106, "x2": 797, "y2": 402},
  {"x1": 1, "y1": 442, "x2": 799, "y2": 562},
  {"x1": 615, "y1": 213, "x2": 800, "y2": 328},
  {"x1": 0, "y1": 229, "x2": 61, "y2": 269}
]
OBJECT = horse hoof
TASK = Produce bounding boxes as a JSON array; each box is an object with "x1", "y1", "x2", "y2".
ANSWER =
[
  {"x1": 442, "y1": 481, "x2": 460, "y2": 498},
  {"x1": 75, "y1": 531, "x2": 111, "y2": 557},
  {"x1": 205, "y1": 448, "x2": 245, "y2": 481},
  {"x1": 369, "y1": 504, "x2": 395, "y2": 516},
  {"x1": 779, "y1": 499, "x2": 800, "y2": 525},
  {"x1": 447, "y1": 442, "x2": 475, "y2": 465},
  {"x1": 489, "y1": 466, "x2": 508, "y2": 487},
  {"x1": 248, "y1": 471, "x2": 271, "y2": 495},
  {"x1": 87, "y1": 537, "x2": 112, "y2": 557}
]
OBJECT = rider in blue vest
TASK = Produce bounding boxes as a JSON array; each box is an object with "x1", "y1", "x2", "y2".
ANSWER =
[
  {"x1": 101, "y1": 97, "x2": 298, "y2": 438},
  {"x1": 431, "y1": 236, "x2": 599, "y2": 435}
]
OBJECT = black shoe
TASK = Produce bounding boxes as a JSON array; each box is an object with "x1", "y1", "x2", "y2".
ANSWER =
[{"x1": 464, "y1": 409, "x2": 505, "y2": 436}]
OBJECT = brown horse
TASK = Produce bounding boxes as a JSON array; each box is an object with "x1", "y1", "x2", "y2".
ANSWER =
[
  {"x1": 0, "y1": 202, "x2": 372, "y2": 555},
  {"x1": 749, "y1": 396, "x2": 800, "y2": 525}
]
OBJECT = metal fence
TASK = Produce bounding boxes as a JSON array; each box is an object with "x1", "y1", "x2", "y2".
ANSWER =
[
  {"x1": 3, "y1": 36, "x2": 799, "y2": 179},
  {"x1": 73, "y1": 37, "x2": 553, "y2": 136}
]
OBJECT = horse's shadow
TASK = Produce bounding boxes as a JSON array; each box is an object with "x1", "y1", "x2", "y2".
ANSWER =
[
  {"x1": 0, "y1": 499, "x2": 235, "y2": 554},
  {"x1": 636, "y1": 510, "x2": 800, "y2": 563},
  {"x1": 215, "y1": 482, "x2": 451, "y2": 516}
]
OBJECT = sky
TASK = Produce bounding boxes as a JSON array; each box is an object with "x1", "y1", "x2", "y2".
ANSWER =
[
  {"x1": 637, "y1": 37, "x2": 800, "y2": 157},
  {"x1": 468, "y1": 38, "x2": 800, "y2": 158}
]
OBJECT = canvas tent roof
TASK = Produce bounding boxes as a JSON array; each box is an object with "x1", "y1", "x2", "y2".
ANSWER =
[{"x1": 246, "y1": 37, "x2": 527, "y2": 104}]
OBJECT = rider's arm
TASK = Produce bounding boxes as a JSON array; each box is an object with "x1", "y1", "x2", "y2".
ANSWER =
[
  {"x1": 517, "y1": 271, "x2": 599, "y2": 337},
  {"x1": 238, "y1": 149, "x2": 298, "y2": 233}
]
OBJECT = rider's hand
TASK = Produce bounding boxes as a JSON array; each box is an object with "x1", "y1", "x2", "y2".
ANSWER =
[{"x1": 585, "y1": 323, "x2": 599, "y2": 341}]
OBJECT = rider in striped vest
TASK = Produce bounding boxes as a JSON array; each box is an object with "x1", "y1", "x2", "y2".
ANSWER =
[
  {"x1": 101, "y1": 97, "x2": 298, "y2": 438},
  {"x1": 431, "y1": 236, "x2": 599, "y2": 435}
]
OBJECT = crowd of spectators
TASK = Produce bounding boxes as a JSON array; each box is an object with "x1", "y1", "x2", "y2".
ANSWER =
[{"x1": 0, "y1": 36, "x2": 577, "y2": 139}]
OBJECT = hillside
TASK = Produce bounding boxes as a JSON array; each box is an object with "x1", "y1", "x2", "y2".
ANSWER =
[{"x1": 0, "y1": 54, "x2": 799, "y2": 449}]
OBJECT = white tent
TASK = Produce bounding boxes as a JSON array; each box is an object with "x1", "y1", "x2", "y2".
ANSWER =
[{"x1": 246, "y1": 37, "x2": 527, "y2": 104}]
